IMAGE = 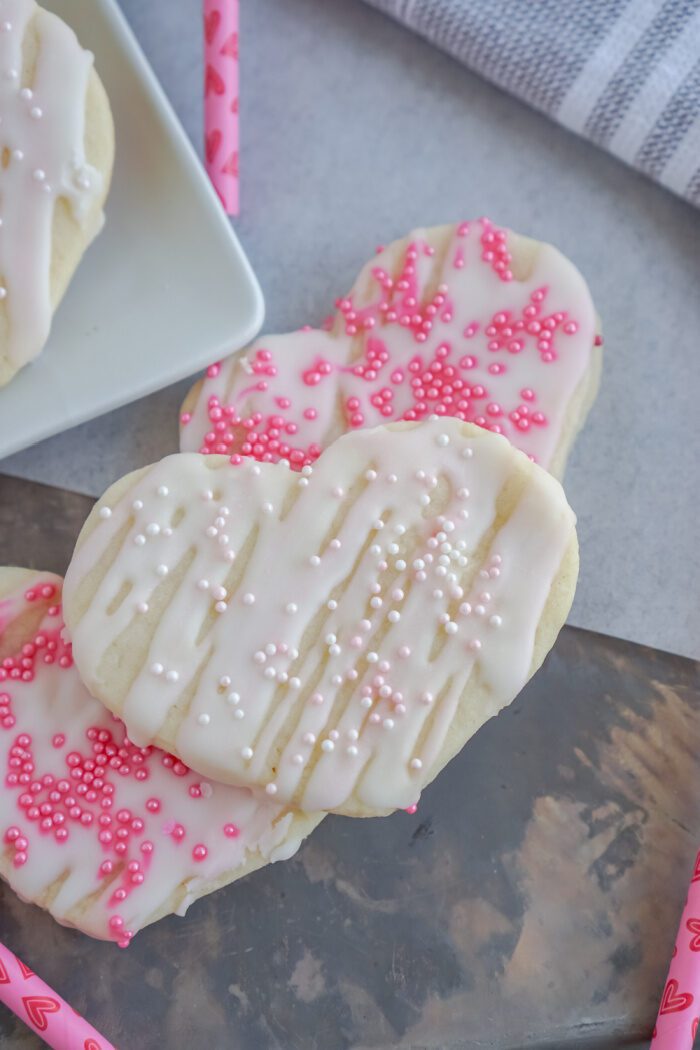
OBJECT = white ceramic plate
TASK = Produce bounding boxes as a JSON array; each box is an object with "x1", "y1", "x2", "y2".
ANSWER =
[{"x1": 0, "y1": 0, "x2": 263, "y2": 461}]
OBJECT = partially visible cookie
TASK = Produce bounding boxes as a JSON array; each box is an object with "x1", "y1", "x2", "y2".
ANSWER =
[
  {"x1": 180, "y1": 218, "x2": 602, "y2": 479},
  {"x1": 0, "y1": 0, "x2": 115, "y2": 386},
  {"x1": 0, "y1": 569, "x2": 321, "y2": 945},
  {"x1": 65, "y1": 418, "x2": 578, "y2": 818}
]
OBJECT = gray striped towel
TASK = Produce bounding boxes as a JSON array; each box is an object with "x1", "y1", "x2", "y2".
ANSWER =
[{"x1": 363, "y1": 0, "x2": 700, "y2": 207}]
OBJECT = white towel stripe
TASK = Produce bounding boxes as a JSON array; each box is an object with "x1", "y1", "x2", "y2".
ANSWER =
[
  {"x1": 610, "y1": 9, "x2": 700, "y2": 161},
  {"x1": 660, "y1": 108, "x2": 700, "y2": 197},
  {"x1": 555, "y1": 0, "x2": 661, "y2": 133}
]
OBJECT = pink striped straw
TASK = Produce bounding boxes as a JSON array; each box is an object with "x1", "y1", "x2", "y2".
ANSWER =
[
  {"x1": 0, "y1": 940, "x2": 117, "y2": 1049},
  {"x1": 203, "y1": 0, "x2": 239, "y2": 215},
  {"x1": 651, "y1": 847, "x2": 700, "y2": 1048}
]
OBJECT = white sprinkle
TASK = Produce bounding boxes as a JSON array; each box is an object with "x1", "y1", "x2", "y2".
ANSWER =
[
  {"x1": 327, "y1": 599, "x2": 338, "y2": 611},
  {"x1": 367, "y1": 652, "x2": 378, "y2": 663},
  {"x1": 462, "y1": 447, "x2": 473, "y2": 458},
  {"x1": 419, "y1": 494, "x2": 431, "y2": 507},
  {"x1": 301, "y1": 465, "x2": 313, "y2": 477},
  {"x1": 242, "y1": 592, "x2": 255, "y2": 605},
  {"x1": 302, "y1": 732, "x2": 316, "y2": 745},
  {"x1": 395, "y1": 524, "x2": 406, "y2": 536},
  {"x1": 0, "y1": 21, "x2": 12, "y2": 32},
  {"x1": 262, "y1": 502, "x2": 273, "y2": 514},
  {"x1": 458, "y1": 488, "x2": 469, "y2": 499},
  {"x1": 388, "y1": 610, "x2": 401, "y2": 623},
  {"x1": 413, "y1": 558, "x2": 425, "y2": 571},
  {"x1": 234, "y1": 708, "x2": 245, "y2": 719},
  {"x1": 212, "y1": 585, "x2": 227, "y2": 601},
  {"x1": 309, "y1": 555, "x2": 321, "y2": 567},
  {"x1": 197, "y1": 579, "x2": 210, "y2": 591},
  {"x1": 348, "y1": 729, "x2": 359, "y2": 741},
  {"x1": 0, "y1": 285, "x2": 5, "y2": 298},
  {"x1": 19, "y1": 87, "x2": 32, "y2": 99},
  {"x1": 311, "y1": 692, "x2": 324, "y2": 706},
  {"x1": 365, "y1": 469, "x2": 377, "y2": 481},
  {"x1": 398, "y1": 645, "x2": 411, "y2": 658},
  {"x1": 156, "y1": 564, "x2": 168, "y2": 577},
  {"x1": 474, "y1": 605, "x2": 486, "y2": 617},
  {"x1": 332, "y1": 486, "x2": 344, "y2": 498},
  {"x1": 219, "y1": 676, "x2": 231, "y2": 688},
  {"x1": 360, "y1": 619, "x2": 372, "y2": 631},
  {"x1": 254, "y1": 651, "x2": 266, "y2": 664},
  {"x1": 197, "y1": 713, "x2": 211, "y2": 726},
  {"x1": 166, "y1": 670, "x2": 179, "y2": 683},
  {"x1": 265, "y1": 643, "x2": 277, "y2": 656},
  {"x1": 227, "y1": 692, "x2": 241, "y2": 705},
  {"x1": 469, "y1": 639, "x2": 482, "y2": 652},
  {"x1": 421, "y1": 692, "x2": 433, "y2": 705},
  {"x1": 146, "y1": 523, "x2": 160, "y2": 536},
  {"x1": 278, "y1": 671, "x2": 289, "y2": 684},
  {"x1": 251, "y1": 465, "x2": 261, "y2": 476},
  {"x1": 395, "y1": 559, "x2": 407, "y2": 571},
  {"x1": 410, "y1": 758, "x2": 423, "y2": 770},
  {"x1": 436, "y1": 433, "x2": 450, "y2": 447},
  {"x1": 265, "y1": 783, "x2": 277, "y2": 795},
  {"x1": 369, "y1": 713, "x2": 381, "y2": 724},
  {"x1": 206, "y1": 526, "x2": 218, "y2": 538},
  {"x1": 292, "y1": 754, "x2": 304, "y2": 766},
  {"x1": 157, "y1": 485, "x2": 169, "y2": 497},
  {"x1": 379, "y1": 685, "x2": 392, "y2": 699},
  {"x1": 162, "y1": 527, "x2": 173, "y2": 537},
  {"x1": 444, "y1": 621, "x2": 458, "y2": 635},
  {"x1": 370, "y1": 544, "x2": 382, "y2": 556},
  {"x1": 298, "y1": 477, "x2": 309, "y2": 488},
  {"x1": 329, "y1": 538, "x2": 342, "y2": 550},
  {"x1": 99, "y1": 507, "x2": 112, "y2": 519},
  {"x1": 285, "y1": 602, "x2": 298, "y2": 614},
  {"x1": 241, "y1": 746, "x2": 253, "y2": 759},
  {"x1": 370, "y1": 596, "x2": 382, "y2": 609},
  {"x1": 392, "y1": 588, "x2": 405, "y2": 601},
  {"x1": 132, "y1": 499, "x2": 143, "y2": 510},
  {"x1": 490, "y1": 614, "x2": 503, "y2": 628},
  {"x1": 202, "y1": 489, "x2": 214, "y2": 500},
  {"x1": 416, "y1": 470, "x2": 426, "y2": 481},
  {"x1": 347, "y1": 745, "x2": 359, "y2": 757},
  {"x1": 136, "y1": 602, "x2": 149, "y2": 614},
  {"x1": 360, "y1": 697, "x2": 372, "y2": 709},
  {"x1": 264, "y1": 667, "x2": 277, "y2": 680},
  {"x1": 11, "y1": 149, "x2": 22, "y2": 161},
  {"x1": 321, "y1": 739, "x2": 335, "y2": 753},
  {"x1": 329, "y1": 730, "x2": 340, "y2": 742},
  {"x1": 133, "y1": 534, "x2": 146, "y2": 546},
  {"x1": 289, "y1": 677, "x2": 301, "y2": 689}
]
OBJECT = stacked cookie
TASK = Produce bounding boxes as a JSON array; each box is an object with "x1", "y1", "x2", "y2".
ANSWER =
[
  {"x1": 0, "y1": 61, "x2": 602, "y2": 946},
  {"x1": 0, "y1": 0, "x2": 114, "y2": 387}
]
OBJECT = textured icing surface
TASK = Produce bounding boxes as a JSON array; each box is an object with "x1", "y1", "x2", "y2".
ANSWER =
[
  {"x1": 66, "y1": 420, "x2": 577, "y2": 814},
  {"x1": 0, "y1": 0, "x2": 103, "y2": 371},
  {"x1": 181, "y1": 219, "x2": 598, "y2": 474},
  {"x1": 0, "y1": 572, "x2": 310, "y2": 946}
]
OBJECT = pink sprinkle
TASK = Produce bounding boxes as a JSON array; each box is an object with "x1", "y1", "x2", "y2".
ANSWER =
[
  {"x1": 192, "y1": 844, "x2": 208, "y2": 861},
  {"x1": 224, "y1": 823, "x2": 240, "y2": 838}
]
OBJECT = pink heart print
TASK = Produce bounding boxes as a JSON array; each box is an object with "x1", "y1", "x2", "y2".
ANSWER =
[
  {"x1": 203, "y1": 0, "x2": 239, "y2": 214},
  {"x1": 181, "y1": 219, "x2": 600, "y2": 478}
]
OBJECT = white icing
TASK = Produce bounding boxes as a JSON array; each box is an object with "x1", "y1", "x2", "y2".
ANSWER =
[
  {"x1": 65, "y1": 419, "x2": 577, "y2": 814},
  {"x1": 0, "y1": 0, "x2": 103, "y2": 371},
  {"x1": 0, "y1": 573, "x2": 312, "y2": 944}
]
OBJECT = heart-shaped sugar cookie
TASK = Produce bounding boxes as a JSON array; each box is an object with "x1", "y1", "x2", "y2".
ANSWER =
[
  {"x1": 0, "y1": 0, "x2": 115, "y2": 386},
  {"x1": 0, "y1": 569, "x2": 320, "y2": 945},
  {"x1": 65, "y1": 419, "x2": 578, "y2": 817},
  {"x1": 180, "y1": 219, "x2": 601, "y2": 479}
]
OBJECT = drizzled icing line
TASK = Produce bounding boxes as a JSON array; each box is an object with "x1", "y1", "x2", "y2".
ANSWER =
[
  {"x1": 0, "y1": 571, "x2": 318, "y2": 946},
  {"x1": 0, "y1": 0, "x2": 105, "y2": 375},
  {"x1": 180, "y1": 219, "x2": 600, "y2": 477},
  {"x1": 65, "y1": 419, "x2": 578, "y2": 816}
]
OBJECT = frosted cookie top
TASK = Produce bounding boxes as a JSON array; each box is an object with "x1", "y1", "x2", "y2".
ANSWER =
[
  {"x1": 0, "y1": 571, "x2": 316, "y2": 946},
  {"x1": 0, "y1": 0, "x2": 107, "y2": 377},
  {"x1": 181, "y1": 219, "x2": 600, "y2": 478},
  {"x1": 66, "y1": 419, "x2": 578, "y2": 817}
]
